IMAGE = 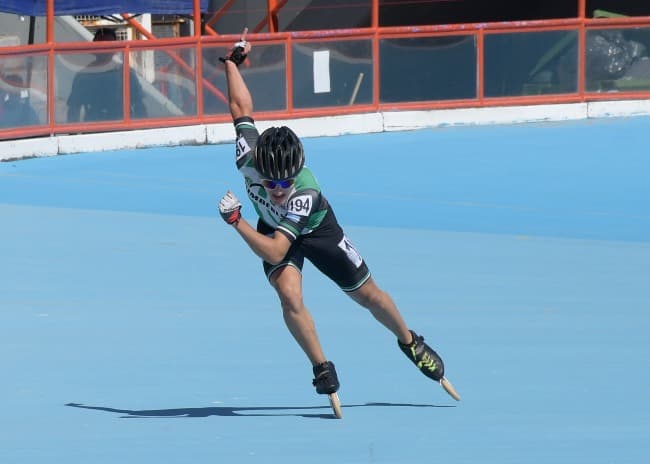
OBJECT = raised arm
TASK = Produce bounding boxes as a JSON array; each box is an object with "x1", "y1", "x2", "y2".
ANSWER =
[
  {"x1": 225, "y1": 60, "x2": 253, "y2": 120},
  {"x1": 223, "y1": 30, "x2": 253, "y2": 121}
]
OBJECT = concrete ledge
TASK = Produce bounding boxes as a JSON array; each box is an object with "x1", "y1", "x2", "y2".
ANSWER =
[
  {"x1": 383, "y1": 103, "x2": 588, "y2": 131},
  {"x1": 206, "y1": 113, "x2": 384, "y2": 145},
  {"x1": 588, "y1": 99, "x2": 650, "y2": 118},
  {"x1": 0, "y1": 136, "x2": 58, "y2": 161},
  {"x1": 259, "y1": 113, "x2": 385, "y2": 138},
  {"x1": 2, "y1": 101, "x2": 649, "y2": 160},
  {"x1": 206, "y1": 122, "x2": 235, "y2": 145},
  {"x1": 57, "y1": 125, "x2": 208, "y2": 155}
]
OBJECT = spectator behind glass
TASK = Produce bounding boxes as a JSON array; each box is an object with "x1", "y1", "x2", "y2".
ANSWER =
[
  {"x1": 0, "y1": 74, "x2": 40, "y2": 129},
  {"x1": 66, "y1": 28, "x2": 147, "y2": 123}
]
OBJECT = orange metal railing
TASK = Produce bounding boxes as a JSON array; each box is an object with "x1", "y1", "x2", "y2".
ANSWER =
[{"x1": 2, "y1": 1, "x2": 650, "y2": 141}]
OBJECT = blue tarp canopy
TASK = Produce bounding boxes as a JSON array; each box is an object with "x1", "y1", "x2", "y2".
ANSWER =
[{"x1": 1, "y1": 0, "x2": 207, "y2": 16}]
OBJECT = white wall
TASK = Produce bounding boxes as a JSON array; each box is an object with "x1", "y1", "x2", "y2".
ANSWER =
[{"x1": 3, "y1": 99, "x2": 650, "y2": 161}]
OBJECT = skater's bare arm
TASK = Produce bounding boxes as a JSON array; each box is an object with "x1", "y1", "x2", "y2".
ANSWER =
[
  {"x1": 225, "y1": 60, "x2": 252, "y2": 120},
  {"x1": 224, "y1": 31, "x2": 253, "y2": 121},
  {"x1": 232, "y1": 218, "x2": 291, "y2": 264}
]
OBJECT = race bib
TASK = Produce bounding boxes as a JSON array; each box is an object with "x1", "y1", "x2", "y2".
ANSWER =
[
  {"x1": 338, "y1": 236, "x2": 363, "y2": 268},
  {"x1": 236, "y1": 135, "x2": 251, "y2": 162},
  {"x1": 287, "y1": 194, "x2": 313, "y2": 217}
]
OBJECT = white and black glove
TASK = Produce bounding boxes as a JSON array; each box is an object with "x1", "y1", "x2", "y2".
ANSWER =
[
  {"x1": 218, "y1": 190, "x2": 242, "y2": 225},
  {"x1": 219, "y1": 41, "x2": 248, "y2": 66},
  {"x1": 219, "y1": 28, "x2": 249, "y2": 66}
]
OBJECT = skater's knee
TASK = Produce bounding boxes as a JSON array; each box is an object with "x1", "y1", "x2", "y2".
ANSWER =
[
  {"x1": 274, "y1": 281, "x2": 304, "y2": 315},
  {"x1": 354, "y1": 292, "x2": 380, "y2": 309},
  {"x1": 279, "y1": 292, "x2": 304, "y2": 315},
  {"x1": 350, "y1": 280, "x2": 390, "y2": 310},
  {"x1": 271, "y1": 268, "x2": 302, "y2": 302}
]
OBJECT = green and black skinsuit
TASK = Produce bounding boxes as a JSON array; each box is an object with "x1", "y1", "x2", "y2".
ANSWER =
[{"x1": 234, "y1": 116, "x2": 370, "y2": 292}]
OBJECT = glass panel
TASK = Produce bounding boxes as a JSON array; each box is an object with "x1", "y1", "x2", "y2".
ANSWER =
[
  {"x1": 380, "y1": 36, "x2": 476, "y2": 103},
  {"x1": 130, "y1": 46, "x2": 197, "y2": 119},
  {"x1": 1, "y1": 52, "x2": 47, "y2": 129},
  {"x1": 205, "y1": 0, "x2": 267, "y2": 34},
  {"x1": 586, "y1": 28, "x2": 650, "y2": 92},
  {"x1": 279, "y1": 1, "x2": 371, "y2": 31},
  {"x1": 379, "y1": 0, "x2": 577, "y2": 27},
  {"x1": 292, "y1": 40, "x2": 372, "y2": 109},
  {"x1": 207, "y1": 0, "x2": 371, "y2": 33},
  {"x1": 0, "y1": 13, "x2": 46, "y2": 46},
  {"x1": 55, "y1": 50, "x2": 128, "y2": 124},
  {"x1": 485, "y1": 30, "x2": 579, "y2": 97},
  {"x1": 202, "y1": 43, "x2": 286, "y2": 115},
  {"x1": 588, "y1": 1, "x2": 650, "y2": 18}
]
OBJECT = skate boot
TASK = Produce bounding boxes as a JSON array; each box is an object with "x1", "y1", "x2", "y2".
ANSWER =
[
  {"x1": 399, "y1": 330, "x2": 460, "y2": 401},
  {"x1": 399, "y1": 330, "x2": 444, "y2": 381},
  {"x1": 312, "y1": 361, "x2": 340, "y2": 394}
]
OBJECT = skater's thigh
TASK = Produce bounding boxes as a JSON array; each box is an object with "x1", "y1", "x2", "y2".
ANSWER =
[
  {"x1": 269, "y1": 265, "x2": 305, "y2": 307},
  {"x1": 258, "y1": 218, "x2": 305, "y2": 283},
  {"x1": 303, "y1": 228, "x2": 370, "y2": 293}
]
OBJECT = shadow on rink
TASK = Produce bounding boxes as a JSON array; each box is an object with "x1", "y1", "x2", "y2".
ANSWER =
[{"x1": 66, "y1": 401, "x2": 454, "y2": 419}]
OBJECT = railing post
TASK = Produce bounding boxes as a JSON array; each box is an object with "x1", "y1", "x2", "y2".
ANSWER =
[
  {"x1": 286, "y1": 34, "x2": 293, "y2": 113},
  {"x1": 578, "y1": 0, "x2": 586, "y2": 96},
  {"x1": 267, "y1": 0, "x2": 279, "y2": 33},
  {"x1": 477, "y1": 28, "x2": 484, "y2": 103},
  {"x1": 123, "y1": 45, "x2": 131, "y2": 123},
  {"x1": 194, "y1": 0, "x2": 205, "y2": 117},
  {"x1": 372, "y1": 0, "x2": 379, "y2": 108},
  {"x1": 47, "y1": 0, "x2": 55, "y2": 132},
  {"x1": 372, "y1": 0, "x2": 379, "y2": 28}
]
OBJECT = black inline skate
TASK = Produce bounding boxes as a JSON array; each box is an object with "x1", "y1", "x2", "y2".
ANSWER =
[
  {"x1": 312, "y1": 361, "x2": 339, "y2": 394},
  {"x1": 399, "y1": 330, "x2": 461, "y2": 401},
  {"x1": 312, "y1": 361, "x2": 342, "y2": 418}
]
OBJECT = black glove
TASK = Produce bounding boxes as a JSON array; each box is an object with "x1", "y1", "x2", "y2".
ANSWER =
[{"x1": 219, "y1": 40, "x2": 248, "y2": 66}]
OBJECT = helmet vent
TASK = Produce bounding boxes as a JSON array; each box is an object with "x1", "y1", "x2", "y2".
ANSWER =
[{"x1": 254, "y1": 126, "x2": 304, "y2": 180}]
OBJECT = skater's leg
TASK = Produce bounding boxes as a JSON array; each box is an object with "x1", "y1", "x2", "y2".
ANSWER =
[
  {"x1": 270, "y1": 266, "x2": 341, "y2": 402},
  {"x1": 348, "y1": 277, "x2": 413, "y2": 345},
  {"x1": 270, "y1": 265, "x2": 327, "y2": 366},
  {"x1": 348, "y1": 277, "x2": 460, "y2": 399},
  {"x1": 348, "y1": 278, "x2": 442, "y2": 377}
]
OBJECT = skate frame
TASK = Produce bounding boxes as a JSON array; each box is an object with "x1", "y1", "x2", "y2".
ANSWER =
[{"x1": 328, "y1": 393, "x2": 343, "y2": 419}]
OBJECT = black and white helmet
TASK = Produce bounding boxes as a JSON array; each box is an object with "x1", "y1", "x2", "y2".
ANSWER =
[{"x1": 254, "y1": 126, "x2": 304, "y2": 180}]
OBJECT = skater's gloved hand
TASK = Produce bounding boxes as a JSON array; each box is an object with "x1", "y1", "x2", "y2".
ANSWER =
[
  {"x1": 219, "y1": 28, "x2": 250, "y2": 66},
  {"x1": 219, "y1": 190, "x2": 242, "y2": 225}
]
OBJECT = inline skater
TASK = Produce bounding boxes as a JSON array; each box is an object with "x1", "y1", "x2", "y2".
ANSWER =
[{"x1": 217, "y1": 32, "x2": 460, "y2": 415}]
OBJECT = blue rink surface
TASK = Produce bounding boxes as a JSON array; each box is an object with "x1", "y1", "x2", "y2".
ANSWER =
[{"x1": 1, "y1": 117, "x2": 650, "y2": 464}]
